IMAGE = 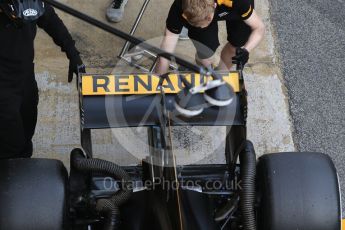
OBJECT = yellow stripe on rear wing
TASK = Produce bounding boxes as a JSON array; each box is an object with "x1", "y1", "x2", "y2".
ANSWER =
[{"x1": 81, "y1": 72, "x2": 240, "y2": 96}]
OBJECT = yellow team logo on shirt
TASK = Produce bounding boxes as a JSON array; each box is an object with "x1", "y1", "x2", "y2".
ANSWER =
[
  {"x1": 241, "y1": 5, "x2": 253, "y2": 18},
  {"x1": 217, "y1": 0, "x2": 233, "y2": 8}
]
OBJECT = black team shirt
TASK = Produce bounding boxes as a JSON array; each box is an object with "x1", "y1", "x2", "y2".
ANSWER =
[{"x1": 166, "y1": 0, "x2": 254, "y2": 34}]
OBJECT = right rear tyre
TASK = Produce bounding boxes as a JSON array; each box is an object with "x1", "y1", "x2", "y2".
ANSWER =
[{"x1": 257, "y1": 152, "x2": 341, "y2": 230}]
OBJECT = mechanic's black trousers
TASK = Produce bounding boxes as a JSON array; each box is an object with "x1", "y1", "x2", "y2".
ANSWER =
[{"x1": 0, "y1": 63, "x2": 38, "y2": 159}]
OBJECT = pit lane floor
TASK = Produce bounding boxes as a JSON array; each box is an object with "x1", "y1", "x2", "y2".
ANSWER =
[{"x1": 32, "y1": 0, "x2": 295, "y2": 166}]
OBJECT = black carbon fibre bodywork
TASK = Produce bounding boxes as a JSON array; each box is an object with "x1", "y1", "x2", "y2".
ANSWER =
[{"x1": 81, "y1": 94, "x2": 244, "y2": 129}]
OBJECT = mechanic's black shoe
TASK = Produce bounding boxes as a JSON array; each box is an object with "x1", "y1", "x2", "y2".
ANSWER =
[
  {"x1": 174, "y1": 88, "x2": 205, "y2": 117},
  {"x1": 204, "y1": 81, "x2": 234, "y2": 107}
]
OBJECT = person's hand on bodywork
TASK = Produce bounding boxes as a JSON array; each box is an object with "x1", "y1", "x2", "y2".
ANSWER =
[{"x1": 232, "y1": 47, "x2": 249, "y2": 66}]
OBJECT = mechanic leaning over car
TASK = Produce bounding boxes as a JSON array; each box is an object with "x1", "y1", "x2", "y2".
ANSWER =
[
  {"x1": 0, "y1": 0, "x2": 85, "y2": 159},
  {"x1": 155, "y1": 0, "x2": 265, "y2": 74}
]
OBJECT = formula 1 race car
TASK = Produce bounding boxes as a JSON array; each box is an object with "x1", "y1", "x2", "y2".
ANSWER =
[{"x1": 0, "y1": 1, "x2": 342, "y2": 230}]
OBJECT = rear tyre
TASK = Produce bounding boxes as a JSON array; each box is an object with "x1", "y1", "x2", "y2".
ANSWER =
[{"x1": 257, "y1": 152, "x2": 341, "y2": 230}]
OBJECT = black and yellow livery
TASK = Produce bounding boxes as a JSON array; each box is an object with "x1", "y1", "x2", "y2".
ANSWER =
[
  {"x1": 79, "y1": 71, "x2": 245, "y2": 128},
  {"x1": 82, "y1": 72, "x2": 240, "y2": 96},
  {"x1": 0, "y1": 2, "x2": 342, "y2": 230}
]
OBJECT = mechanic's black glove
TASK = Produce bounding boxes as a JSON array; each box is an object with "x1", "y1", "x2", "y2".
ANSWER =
[
  {"x1": 232, "y1": 47, "x2": 249, "y2": 67},
  {"x1": 68, "y1": 55, "x2": 85, "y2": 83}
]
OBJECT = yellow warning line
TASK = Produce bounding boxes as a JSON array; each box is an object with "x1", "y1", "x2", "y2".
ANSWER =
[{"x1": 342, "y1": 219, "x2": 345, "y2": 230}]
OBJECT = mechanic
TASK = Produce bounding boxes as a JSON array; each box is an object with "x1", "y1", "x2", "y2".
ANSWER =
[
  {"x1": 155, "y1": 0, "x2": 265, "y2": 74},
  {"x1": 0, "y1": 0, "x2": 84, "y2": 159}
]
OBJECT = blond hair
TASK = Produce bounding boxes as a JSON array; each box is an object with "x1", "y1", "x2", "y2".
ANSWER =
[{"x1": 182, "y1": 0, "x2": 215, "y2": 24}]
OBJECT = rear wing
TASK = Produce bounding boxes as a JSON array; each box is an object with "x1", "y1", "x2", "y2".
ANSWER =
[{"x1": 79, "y1": 72, "x2": 245, "y2": 129}]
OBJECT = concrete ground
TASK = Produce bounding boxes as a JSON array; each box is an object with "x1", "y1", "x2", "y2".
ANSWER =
[{"x1": 33, "y1": 0, "x2": 295, "y2": 166}]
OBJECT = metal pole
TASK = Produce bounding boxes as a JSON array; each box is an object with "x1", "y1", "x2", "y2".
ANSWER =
[
  {"x1": 119, "y1": 0, "x2": 150, "y2": 58},
  {"x1": 43, "y1": 0, "x2": 205, "y2": 74}
]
